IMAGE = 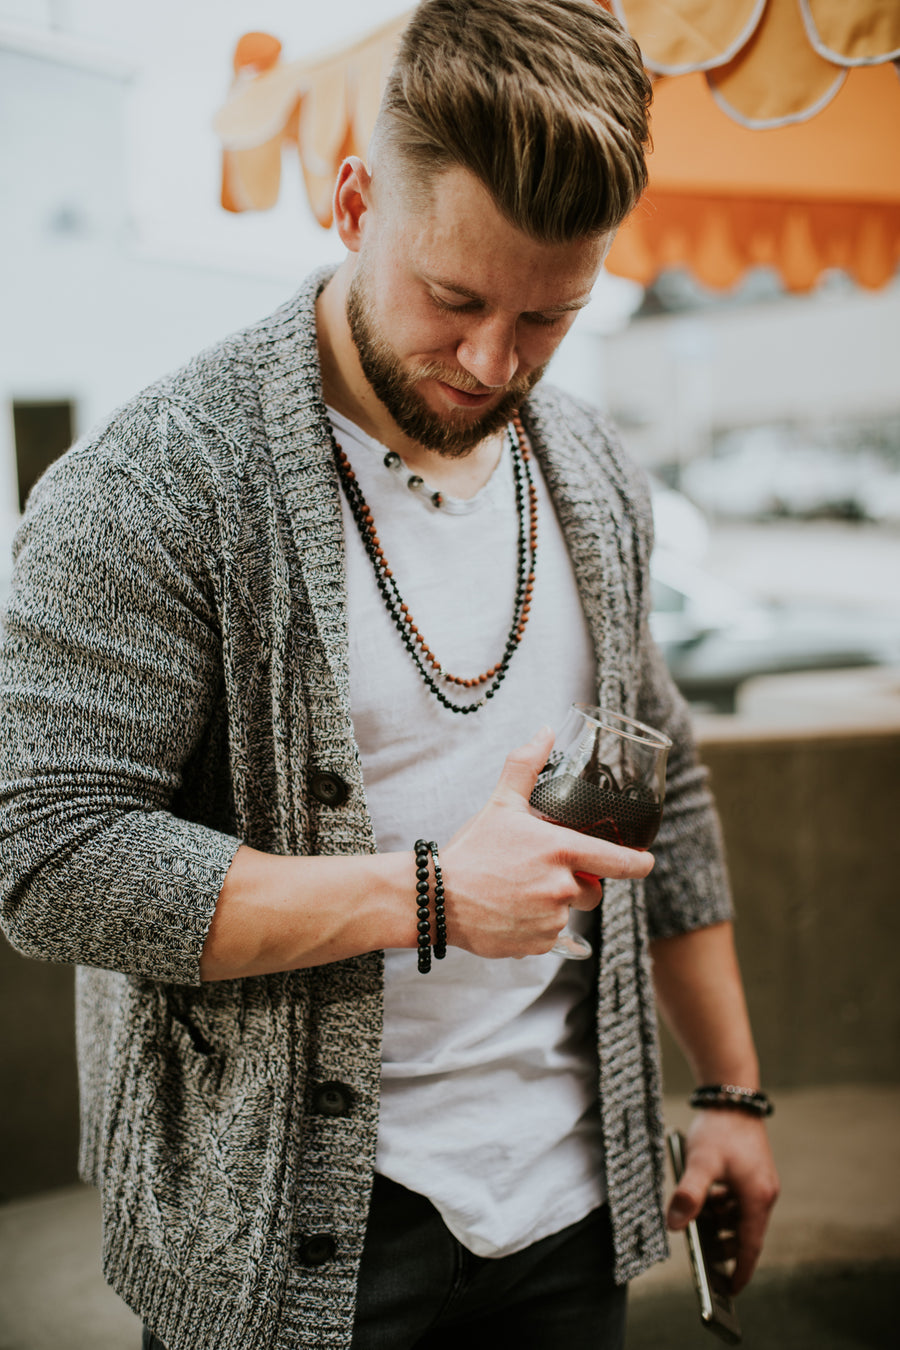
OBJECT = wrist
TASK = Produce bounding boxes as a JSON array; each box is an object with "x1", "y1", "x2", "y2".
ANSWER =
[{"x1": 364, "y1": 849, "x2": 422, "y2": 951}]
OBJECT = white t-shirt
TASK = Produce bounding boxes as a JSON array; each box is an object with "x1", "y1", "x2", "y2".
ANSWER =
[{"x1": 330, "y1": 408, "x2": 606, "y2": 1257}]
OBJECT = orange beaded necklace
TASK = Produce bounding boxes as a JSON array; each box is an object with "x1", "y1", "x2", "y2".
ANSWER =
[{"x1": 332, "y1": 412, "x2": 538, "y2": 714}]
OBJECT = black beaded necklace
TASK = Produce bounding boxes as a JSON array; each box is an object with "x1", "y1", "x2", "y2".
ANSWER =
[{"x1": 332, "y1": 412, "x2": 538, "y2": 715}]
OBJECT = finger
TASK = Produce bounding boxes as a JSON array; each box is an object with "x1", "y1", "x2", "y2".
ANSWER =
[
  {"x1": 569, "y1": 875, "x2": 604, "y2": 911},
  {"x1": 491, "y1": 726, "x2": 555, "y2": 806},
  {"x1": 667, "y1": 1157, "x2": 716, "y2": 1231},
  {"x1": 731, "y1": 1221, "x2": 765, "y2": 1294},
  {"x1": 731, "y1": 1195, "x2": 776, "y2": 1294},
  {"x1": 561, "y1": 829, "x2": 655, "y2": 881}
]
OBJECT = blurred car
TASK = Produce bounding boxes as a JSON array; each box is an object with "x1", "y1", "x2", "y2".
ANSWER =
[
  {"x1": 680, "y1": 427, "x2": 899, "y2": 522},
  {"x1": 650, "y1": 547, "x2": 899, "y2": 712},
  {"x1": 649, "y1": 476, "x2": 709, "y2": 562}
]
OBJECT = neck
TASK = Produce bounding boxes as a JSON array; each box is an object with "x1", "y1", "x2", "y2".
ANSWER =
[{"x1": 315, "y1": 263, "x2": 507, "y2": 499}]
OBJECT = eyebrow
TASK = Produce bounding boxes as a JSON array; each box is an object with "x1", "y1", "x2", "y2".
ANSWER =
[{"x1": 425, "y1": 273, "x2": 591, "y2": 314}]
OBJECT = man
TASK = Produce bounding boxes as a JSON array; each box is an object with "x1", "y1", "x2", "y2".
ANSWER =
[{"x1": 0, "y1": 2, "x2": 778, "y2": 1347}]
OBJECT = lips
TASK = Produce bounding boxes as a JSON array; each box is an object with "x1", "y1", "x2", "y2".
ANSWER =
[{"x1": 436, "y1": 380, "x2": 495, "y2": 408}]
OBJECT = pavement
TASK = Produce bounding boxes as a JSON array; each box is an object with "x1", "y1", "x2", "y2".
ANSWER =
[{"x1": 0, "y1": 1086, "x2": 897, "y2": 1350}]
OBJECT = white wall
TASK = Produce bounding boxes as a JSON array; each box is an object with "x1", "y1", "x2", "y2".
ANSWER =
[{"x1": 0, "y1": 41, "x2": 318, "y2": 520}]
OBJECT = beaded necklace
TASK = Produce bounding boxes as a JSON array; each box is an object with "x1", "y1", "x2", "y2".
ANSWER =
[{"x1": 332, "y1": 412, "x2": 538, "y2": 715}]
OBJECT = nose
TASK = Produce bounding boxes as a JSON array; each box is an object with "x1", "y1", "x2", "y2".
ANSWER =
[{"x1": 456, "y1": 316, "x2": 519, "y2": 389}]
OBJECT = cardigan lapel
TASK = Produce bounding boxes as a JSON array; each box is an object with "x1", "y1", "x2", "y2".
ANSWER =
[
  {"x1": 521, "y1": 392, "x2": 644, "y2": 718},
  {"x1": 247, "y1": 270, "x2": 354, "y2": 710}
]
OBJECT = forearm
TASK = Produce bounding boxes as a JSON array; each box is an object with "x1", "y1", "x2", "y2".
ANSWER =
[
  {"x1": 204, "y1": 732, "x2": 657, "y2": 979},
  {"x1": 652, "y1": 920, "x2": 779, "y2": 1293},
  {"x1": 650, "y1": 920, "x2": 759, "y2": 1087},
  {"x1": 200, "y1": 845, "x2": 418, "y2": 979}
]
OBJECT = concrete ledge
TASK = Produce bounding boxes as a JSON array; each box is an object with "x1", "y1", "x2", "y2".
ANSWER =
[{"x1": 694, "y1": 667, "x2": 900, "y2": 740}]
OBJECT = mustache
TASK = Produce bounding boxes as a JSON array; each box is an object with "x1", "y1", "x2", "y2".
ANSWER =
[{"x1": 411, "y1": 361, "x2": 537, "y2": 400}]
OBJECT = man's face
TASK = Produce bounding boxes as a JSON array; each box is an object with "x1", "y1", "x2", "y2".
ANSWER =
[{"x1": 345, "y1": 165, "x2": 612, "y2": 456}]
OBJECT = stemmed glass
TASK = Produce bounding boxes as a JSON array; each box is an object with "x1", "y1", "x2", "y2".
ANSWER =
[{"x1": 529, "y1": 705, "x2": 672, "y2": 959}]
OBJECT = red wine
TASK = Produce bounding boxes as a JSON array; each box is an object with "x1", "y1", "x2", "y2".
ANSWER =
[{"x1": 530, "y1": 773, "x2": 662, "y2": 850}]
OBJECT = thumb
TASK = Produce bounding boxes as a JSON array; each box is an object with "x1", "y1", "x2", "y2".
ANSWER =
[
  {"x1": 667, "y1": 1172, "x2": 708, "y2": 1232},
  {"x1": 492, "y1": 726, "x2": 556, "y2": 807}
]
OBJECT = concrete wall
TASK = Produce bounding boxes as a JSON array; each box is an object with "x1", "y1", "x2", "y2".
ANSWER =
[
  {"x1": 659, "y1": 723, "x2": 900, "y2": 1093},
  {"x1": 0, "y1": 940, "x2": 78, "y2": 1201},
  {"x1": 2, "y1": 724, "x2": 899, "y2": 1198},
  {"x1": 0, "y1": 42, "x2": 307, "y2": 523}
]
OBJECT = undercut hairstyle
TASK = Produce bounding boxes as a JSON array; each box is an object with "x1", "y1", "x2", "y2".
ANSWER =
[{"x1": 371, "y1": 0, "x2": 652, "y2": 243}]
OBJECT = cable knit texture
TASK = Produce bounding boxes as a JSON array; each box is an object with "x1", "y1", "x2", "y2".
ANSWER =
[{"x1": 0, "y1": 271, "x2": 732, "y2": 1349}]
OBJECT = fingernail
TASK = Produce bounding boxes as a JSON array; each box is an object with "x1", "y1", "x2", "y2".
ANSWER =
[
  {"x1": 530, "y1": 725, "x2": 553, "y2": 743},
  {"x1": 668, "y1": 1200, "x2": 691, "y2": 1230}
]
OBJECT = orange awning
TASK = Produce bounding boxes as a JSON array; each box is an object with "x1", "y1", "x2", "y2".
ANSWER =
[
  {"x1": 213, "y1": 1, "x2": 900, "y2": 291},
  {"x1": 611, "y1": 0, "x2": 900, "y2": 126},
  {"x1": 606, "y1": 60, "x2": 900, "y2": 291}
]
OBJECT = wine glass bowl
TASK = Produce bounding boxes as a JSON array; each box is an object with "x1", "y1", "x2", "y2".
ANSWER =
[{"x1": 530, "y1": 705, "x2": 672, "y2": 958}]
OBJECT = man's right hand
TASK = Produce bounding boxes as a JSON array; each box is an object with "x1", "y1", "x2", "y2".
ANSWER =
[
  {"x1": 202, "y1": 726, "x2": 654, "y2": 979},
  {"x1": 440, "y1": 726, "x2": 655, "y2": 959}
]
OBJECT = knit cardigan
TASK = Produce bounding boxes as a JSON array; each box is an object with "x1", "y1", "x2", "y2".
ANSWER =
[{"x1": 0, "y1": 271, "x2": 732, "y2": 1350}]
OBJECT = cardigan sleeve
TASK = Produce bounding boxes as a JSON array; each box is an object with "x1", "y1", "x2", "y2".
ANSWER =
[
  {"x1": 636, "y1": 617, "x2": 734, "y2": 940},
  {"x1": 0, "y1": 410, "x2": 242, "y2": 985}
]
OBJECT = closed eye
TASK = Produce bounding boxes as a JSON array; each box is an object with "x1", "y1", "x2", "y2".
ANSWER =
[
  {"x1": 430, "y1": 293, "x2": 481, "y2": 314},
  {"x1": 522, "y1": 311, "x2": 565, "y2": 328}
]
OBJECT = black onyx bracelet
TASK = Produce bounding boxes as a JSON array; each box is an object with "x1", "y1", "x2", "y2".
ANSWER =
[
  {"x1": 429, "y1": 841, "x2": 447, "y2": 961},
  {"x1": 689, "y1": 1084, "x2": 774, "y2": 1118},
  {"x1": 413, "y1": 839, "x2": 448, "y2": 971},
  {"x1": 414, "y1": 838, "x2": 432, "y2": 974}
]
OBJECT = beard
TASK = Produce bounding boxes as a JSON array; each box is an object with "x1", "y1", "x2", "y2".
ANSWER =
[{"x1": 346, "y1": 265, "x2": 546, "y2": 457}]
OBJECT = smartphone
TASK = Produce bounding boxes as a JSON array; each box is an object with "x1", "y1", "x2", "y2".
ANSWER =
[{"x1": 666, "y1": 1130, "x2": 742, "y2": 1345}]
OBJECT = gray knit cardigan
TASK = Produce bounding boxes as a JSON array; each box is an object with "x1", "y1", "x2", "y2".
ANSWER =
[{"x1": 0, "y1": 271, "x2": 732, "y2": 1350}]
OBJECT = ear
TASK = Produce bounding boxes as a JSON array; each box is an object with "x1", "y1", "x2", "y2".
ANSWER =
[{"x1": 332, "y1": 156, "x2": 373, "y2": 252}]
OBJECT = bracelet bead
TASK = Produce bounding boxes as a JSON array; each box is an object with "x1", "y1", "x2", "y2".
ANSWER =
[
  {"x1": 429, "y1": 840, "x2": 447, "y2": 961},
  {"x1": 414, "y1": 839, "x2": 432, "y2": 973},
  {"x1": 689, "y1": 1084, "x2": 774, "y2": 1118}
]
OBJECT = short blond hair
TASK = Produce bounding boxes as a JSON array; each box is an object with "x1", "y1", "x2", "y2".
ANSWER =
[{"x1": 373, "y1": 0, "x2": 652, "y2": 242}]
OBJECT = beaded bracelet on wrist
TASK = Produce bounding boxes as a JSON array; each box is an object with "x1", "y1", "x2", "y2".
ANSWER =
[
  {"x1": 414, "y1": 838, "x2": 432, "y2": 974},
  {"x1": 429, "y1": 841, "x2": 447, "y2": 960},
  {"x1": 689, "y1": 1084, "x2": 774, "y2": 1118}
]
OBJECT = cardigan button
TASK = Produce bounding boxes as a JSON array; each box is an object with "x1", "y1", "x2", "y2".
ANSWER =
[
  {"x1": 309, "y1": 771, "x2": 349, "y2": 807},
  {"x1": 297, "y1": 1233, "x2": 337, "y2": 1267},
  {"x1": 313, "y1": 1081, "x2": 353, "y2": 1117}
]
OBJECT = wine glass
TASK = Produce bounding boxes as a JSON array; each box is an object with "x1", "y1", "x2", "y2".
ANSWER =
[{"x1": 529, "y1": 704, "x2": 672, "y2": 959}]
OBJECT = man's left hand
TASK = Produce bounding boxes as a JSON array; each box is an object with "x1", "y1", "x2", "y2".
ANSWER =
[{"x1": 666, "y1": 1108, "x2": 780, "y2": 1294}]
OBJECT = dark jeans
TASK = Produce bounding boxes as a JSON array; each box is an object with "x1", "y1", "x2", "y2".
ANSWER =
[{"x1": 143, "y1": 1173, "x2": 627, "y2": 1350}]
